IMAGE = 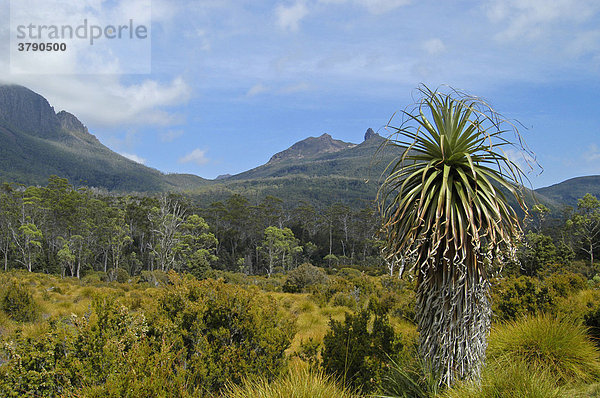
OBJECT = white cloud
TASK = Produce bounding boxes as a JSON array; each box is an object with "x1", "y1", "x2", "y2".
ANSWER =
[
  {"x1": 486, "y1": 0, "x2": 600, "y2": 42},
  {"x1": 423, "y1": 38, "x2": 446, "y2": 56},
  {"x1": 354, "y1": 0, "x2": 410, "y2": 14},
  {"x1": 276, "y1": 1, "x2": 309, "y2": 31},
  {"x1": 0, "y1": 0, "x2": 190, "y2": 128},
  {"x1": 179, "y1": 148, "x2": 209, "y2": 166},
  {"x1": 319, "y1": 0, "x2": 410, "y2": 14},
  {"x1": 0, "y1": 75, "x2": 191, "y2": 128},
  {"x1": 120, "y1": 152, "x2": 146, "y2": 164},
  {"x1": 194, "y1": 29, "x2": 212, "y2": 51},
  {"x1": 246, "y1": 83, "x2": 269, "y2": 97},
  {"x1": 566, "y1": 29, "x2": 600, "y2": 57},
  {"x1": 584, "y1": 144, "x2": 600, "y2": 162},
  {"x1": 160, "y1": 129, "x2": 185, "y2": 142},
  {"x1": 503, "y1": 147, "x2": 540, "y2": 175},
  {"x1": 280, "y1": 82, "x2": 311, "y2": 94}
]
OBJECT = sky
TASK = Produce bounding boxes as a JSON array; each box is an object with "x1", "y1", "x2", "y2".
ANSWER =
[{"x1": 1, "y1": 0, "x2": 599, "y2": 188}]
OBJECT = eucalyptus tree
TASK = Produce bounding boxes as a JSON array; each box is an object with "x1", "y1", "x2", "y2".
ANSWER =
[
  {"x1": 379, "y1": 86, "x2": 531, "y2": 386},
  {"x1": 148, "y1": 196, "x2": 185, "y2": 272},
  {"x1": 569, "y1": 193, "x2": 600, "y2": 272}
]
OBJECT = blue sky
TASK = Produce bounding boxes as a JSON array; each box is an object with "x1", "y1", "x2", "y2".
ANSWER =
[{"x1": 1, "y1": 0, "x2": 600, "y2": 188}]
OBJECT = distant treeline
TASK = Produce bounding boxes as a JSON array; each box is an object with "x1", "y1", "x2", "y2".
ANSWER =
[{"x1": 0, "y1": 176, "x2": 384, "y2": 278}]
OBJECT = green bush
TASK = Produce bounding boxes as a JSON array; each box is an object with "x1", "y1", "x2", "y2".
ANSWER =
[
  {"x1": 0, "y1": 281, "x2": 38, "y2": 322},
  {"x1": 321, "y1": 302, "x2": 402, "y2": 392},
  {"x1": 556, "y1": 289, "x2": 600, "y2": 323},
  {"x1": 139, "y1": 270, "x2": 170, "y2": 286},
  {"x1": 81, "y1": 271, "x2": 108, "y2": 284},
  {"x1": 546, "y1": 272, "x2": 587, "y2": 298},
  {"x1": 487, "y1": 315, "x2": 600, "y2": 385},
  {"x1": 107, "y1": 267, "x2": 130, "y2": 283},
  {"x1": 283, "y1": 263, "x2": 328, "y2": 293},
  {"x1": 0, "y1": 323, "x2": 77, "y2": 396},
  {"x1": 491, "y1": 275, "x2": 555, "y2": 321},
  {"x1": 155, "y1": 275, "x2": 296, "y2": 393},
  {"x1": 331, "y1": 291, "x2": 357, "y2": 309},
  {"x1": 0, "y1": 275, "x2": 296, "y2": 397}
]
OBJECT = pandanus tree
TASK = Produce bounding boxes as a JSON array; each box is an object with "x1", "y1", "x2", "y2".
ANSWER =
[{"x1": 378, "y1": 86, "x2": 532, "y2": 387}]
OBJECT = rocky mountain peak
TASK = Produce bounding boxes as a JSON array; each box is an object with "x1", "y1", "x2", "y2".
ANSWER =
[
  {"x1": 268, "y1": 133, "x2": 355, "y2": 164},
  {"x1": 364, "y1": 128, "x2": 378, "y2": 141},
  {"x1": 57, "y1": 110, "x2": 100, "y2": 144},
  {"x1": 0, "y1": 84, "x2": 61, "y2": 138},
  {"x1": 57, "y1": 111, "x2": 87, "y2": 134}
]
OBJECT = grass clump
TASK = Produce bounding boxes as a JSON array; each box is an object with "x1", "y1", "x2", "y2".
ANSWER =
[
  {"x1": 487, "y1": 314, "x2": 600, "y2": 385},
  {"x1": 222, "y1": 366, "x2": 358, "y2": 398},
  {"x1": 379, "y1": 357, "x2": 442, "y2": 398},
  {"x1": 442, "y1": 360, "x2": 564, "y2": 398}
]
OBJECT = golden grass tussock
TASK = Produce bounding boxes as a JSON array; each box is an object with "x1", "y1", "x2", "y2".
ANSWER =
[
  {"x1": 222, "y1": 364, "x2": 360, "y2": 398},
  {"x1": 443, "y1": 360, "x2": 565, "y2": 398},
  {"x1": 487, "y1": 314, "x2": 600, "y2": 386}
]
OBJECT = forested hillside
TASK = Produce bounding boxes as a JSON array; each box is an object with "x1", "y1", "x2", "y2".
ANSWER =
[{"x1": 0, "y1": 84, "x2": 207, "y2": 192}]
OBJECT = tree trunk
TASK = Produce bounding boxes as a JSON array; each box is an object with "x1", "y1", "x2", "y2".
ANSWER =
[{"x1": 416, "y1": 257, "x2": 490, "y2": 387}]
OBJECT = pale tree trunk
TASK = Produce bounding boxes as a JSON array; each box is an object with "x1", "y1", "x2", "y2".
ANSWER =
[{"x1": 417, "y1": 256, "x2": 491, "y2": 387}]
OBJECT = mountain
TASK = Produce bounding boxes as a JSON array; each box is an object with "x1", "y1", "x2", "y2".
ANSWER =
[
  {"x1": 188, "y1": 128, "x2": 405, "y2": 207},
  {"x1": 0, "y1": 84, "x2": 207, "y2": 192},
  {"x1": 534, "y1": 176, "x2": 600, "y2": 207},
  {"x1": 197, "y1": 128, "x2": 558, "y2": 211},
  {"x1": 227, "y1": 128, "x2": 390, "y2": 182},
  {"x1": 267, "y1": 133, "x2": 355, "y2": 164},
  {"x1": 1, "y1": 84, "x2": 594, "y2": 210}
]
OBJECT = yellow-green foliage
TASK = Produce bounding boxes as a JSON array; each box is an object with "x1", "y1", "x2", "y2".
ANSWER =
[
  {"x1": 443, "y1": 360, "x2": 565, "y2": 398},
  {"x1": 487, "y1": 315, "x2": 600, "y2": 385},
  {"x1": 222, "y1": 366, "x2": 359, "y2": 398},
  {"x1": 0, "y1": 272, "x2": 296, "y2": 397},
  {"x1": 0, "y1": 279, "x2": 38, "y2": 322}
]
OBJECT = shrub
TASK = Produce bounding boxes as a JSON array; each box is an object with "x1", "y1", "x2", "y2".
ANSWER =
[
  {"x1": 283, "y1": 263, "x2": 328, "y2": 293},
  {"x1": 556, "y1": 289, "x2": 600, "y2": 323},
  {"x1": 491, "y1": 275, "x2": 555, "y2": 321},
  {"x1": 81, "y1": 271, "x2": 108, "y2": 284},
  {"x1": 139, "y1": 270, "x2": 170, "y2": 287},
  {"x1": 321, "y1": 302, "x2": 402, "y2": 392},
  {"x1": 584, "y1": 304, "x2": 600, "y2": 346},
  {"x1": 487, "y1": 315, "x2": 600, "y2": 385},
  {"x1": 0, "y1": 323, "x2": 77, "y2": 396},
  {"x1": 331, "y1": 291, "x2": 357, "y2": 309},
  {"x1": 337, "y1": 267, "x2": 362, "y2": 279},
  {"x1": 222, "y1": 366, "x2": 358, "y2": 398},
  {"x1": 156, "y1": 275, "x2": 296, "y2": 393},
  {"x1": 0, "y1": 281, "x2": 38, "y2": 322},
  {"x1": 107, "y1": 267, "x2": 130, "y2": 283},
  {"x1": 0, "y1": 275, "x2": 296, "y2": 397},
  {"x1": 545, "y1": 272, "x2": 587, "y2": 298}
]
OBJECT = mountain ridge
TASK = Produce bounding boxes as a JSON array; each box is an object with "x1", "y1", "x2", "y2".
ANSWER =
[
  {"x1": 0, "y1": 84, "x2": 597, "y2": 209},
  {"x1": 0, "y1": 84, "x2": 207, "y2": 192}
]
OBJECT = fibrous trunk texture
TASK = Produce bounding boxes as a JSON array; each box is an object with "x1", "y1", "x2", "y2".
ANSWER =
[{"x1": 416, "y1": 257, "x2": 491, "y2": 387}]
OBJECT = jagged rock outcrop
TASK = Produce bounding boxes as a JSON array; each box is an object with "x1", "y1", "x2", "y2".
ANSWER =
[
  {"x1": 364, "y1": 128, "x2": 378, "y2": 141},
  {"x1": 0, "y1": 84, "x2": 61, "y2": 138}
]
